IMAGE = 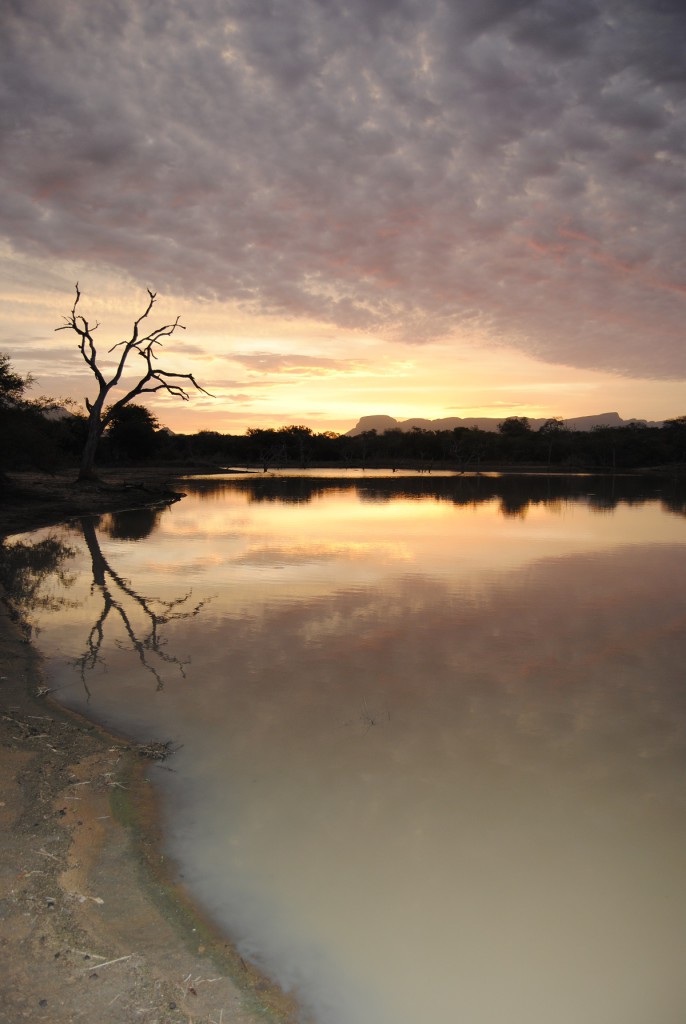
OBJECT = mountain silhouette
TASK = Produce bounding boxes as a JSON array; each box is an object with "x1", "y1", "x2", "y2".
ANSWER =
[{"x1": 346, "y1": 412, "x2": 662, "y2": 436}]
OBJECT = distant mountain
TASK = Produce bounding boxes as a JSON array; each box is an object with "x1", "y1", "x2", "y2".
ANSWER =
[
  {"x1": 345, "y1": 412, "x2": 663, "y2": 436},
  {"x1": 40, "y1": 404, "x2": 77, "y2": 422}
]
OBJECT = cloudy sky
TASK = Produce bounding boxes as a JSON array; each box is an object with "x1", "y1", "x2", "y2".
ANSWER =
[{"x1": 1, "y1": 0, "x2": 684, "y2": 433}]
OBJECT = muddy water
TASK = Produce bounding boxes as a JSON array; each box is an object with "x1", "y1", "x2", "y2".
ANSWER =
[{"x1": 11, "y1": 472, "x2": 686, "y2": 1023}]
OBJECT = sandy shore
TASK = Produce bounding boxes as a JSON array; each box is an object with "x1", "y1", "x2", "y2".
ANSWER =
[{"x1": 0, "y1": 470, "x2": 302, "y2": 1024}]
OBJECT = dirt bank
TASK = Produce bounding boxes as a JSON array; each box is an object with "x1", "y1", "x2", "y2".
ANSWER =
[
  {"x1": 0, "y1": 471, "x2": 303, "y2": 1024},
  {"x1": 0, "y1": 467, "x2": 207, "y2": 537}
]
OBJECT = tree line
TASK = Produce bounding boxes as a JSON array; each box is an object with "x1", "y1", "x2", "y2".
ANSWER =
[
  {"x1": 156, "y1": 415, "x2": 686, "y2": 472},
  {"x1": 1, "y1": 284, "x2": 685, "y2": 478},
  {"x1": 2, "y1": 381, "x2": 686, "y2": 474}
]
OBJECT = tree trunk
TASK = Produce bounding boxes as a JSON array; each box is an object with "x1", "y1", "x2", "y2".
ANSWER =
[{"x1": 78, "y1": 410, "x2": 104, "y2": 481}]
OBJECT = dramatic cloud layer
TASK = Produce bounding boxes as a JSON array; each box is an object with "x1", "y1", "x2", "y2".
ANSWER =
[{"x1": 1, "y1": 0, "x2": 685, "y2": 379}]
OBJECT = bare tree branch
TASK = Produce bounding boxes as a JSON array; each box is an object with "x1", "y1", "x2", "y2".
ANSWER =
[{"x1": 56, "y1": 285, "x2": 212, "y2": 480}]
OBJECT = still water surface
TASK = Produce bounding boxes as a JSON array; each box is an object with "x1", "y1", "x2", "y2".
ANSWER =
[{"x1": 8, "y1": 472, "x2": 686, "y2": 1024}]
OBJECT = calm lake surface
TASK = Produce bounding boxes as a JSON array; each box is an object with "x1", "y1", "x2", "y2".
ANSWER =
[{"x1": 9, "y1": 471, "x2": 686, "y2": 1024}]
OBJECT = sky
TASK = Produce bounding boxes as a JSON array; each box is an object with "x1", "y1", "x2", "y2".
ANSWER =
[{"x1": 1, "y1": 0, "x2": 684, "y2": 435}]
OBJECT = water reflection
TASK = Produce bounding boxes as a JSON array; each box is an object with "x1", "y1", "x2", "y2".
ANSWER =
[
  {"x1": 0, "y1": 533, "x2": 75, "y2": 626},
  {"x1": 2, "y1": 514, "x2": 208, "y2": 695},
  {"x1": 99, "y1": 506, "x2": 166, "y2": 541},
  {"x1": 156, "y1": 543, "x2": 686, "y2": 1024},
  {"x1": 180, "y1": 470, "x2": 686, "y2": 520},
  {"x1": 12, "y1": 474, "x2": 686, "y2": 1023},
  {"x1": 74, "y1": 516, "x2": 207, "y2": 693}
]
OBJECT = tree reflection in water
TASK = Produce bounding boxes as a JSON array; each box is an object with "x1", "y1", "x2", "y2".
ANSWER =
[
  {"x1": 75, "y1": 514, "x2": 208, "y2": 695},
  {"x1": 1, "y1": 510, "x2": 208, "y2": 695},
  {"x1": 181, "y1": 471, "x2": 686, "y2": 519},
  {"x1": 0, "y1": 534, "x2": 76, "y2": 631},
  {"x1": 99, "y1": 506, "x2": 166, "y2": 542}
]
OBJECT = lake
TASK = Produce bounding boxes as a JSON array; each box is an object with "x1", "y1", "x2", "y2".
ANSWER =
[{"x1": 7, "y1": 471, "x2": 686, "y2": 1024}]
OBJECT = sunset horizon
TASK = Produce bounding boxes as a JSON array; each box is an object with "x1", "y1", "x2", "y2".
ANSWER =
[{"x1": 1, "y1": 1, "x2": 684, "y2": 436}]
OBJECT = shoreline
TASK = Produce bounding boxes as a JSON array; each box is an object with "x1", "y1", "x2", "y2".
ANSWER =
[{"x1": 0, "y1": 469, "x2": 303, "y2": 1024}]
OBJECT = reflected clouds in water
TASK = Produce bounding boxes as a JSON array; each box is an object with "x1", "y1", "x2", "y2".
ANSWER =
[{"x1": 10, "y1": 474, "x2": 686, "y2": 1023}]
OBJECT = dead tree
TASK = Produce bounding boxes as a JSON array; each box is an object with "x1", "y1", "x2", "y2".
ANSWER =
[{"x1": 56, "y1": 284, "x2": 211, "y2": 481}]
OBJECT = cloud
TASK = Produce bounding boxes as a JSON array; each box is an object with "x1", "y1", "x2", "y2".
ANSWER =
[
  {"x1": 220, "y1": 393, "x2": 256, "y2": 404},
  {"x1": 0, "y1": 0, "x2": 684, "y2": 378},
  {"x1": 231, "y1": 352, "x2": 368, "y2": 375},
  {"x1": 0, "y1": 343, "x2": 73, "y2": 363},
  {"x1": 208, "y1": 377, "x2": 275, "y2": 390}
]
